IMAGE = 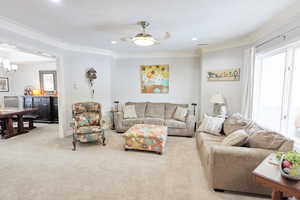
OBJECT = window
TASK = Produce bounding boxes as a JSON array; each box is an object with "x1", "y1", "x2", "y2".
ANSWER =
[{"x1": 253, "y1": 44, "x2": 300, "y2": 142}]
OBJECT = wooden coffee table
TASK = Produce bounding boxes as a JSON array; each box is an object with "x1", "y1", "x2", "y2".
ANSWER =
[{"x1": 253, "y1": 153, "x2": 300, "y2": 200}]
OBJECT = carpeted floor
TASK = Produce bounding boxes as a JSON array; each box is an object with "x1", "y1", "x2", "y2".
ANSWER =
[{"x1": 0, "y1": 124, "x2": 269, "y2": 200}]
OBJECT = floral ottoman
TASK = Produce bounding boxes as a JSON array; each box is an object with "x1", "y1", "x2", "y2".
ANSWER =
[{"x1": 123, "y1": 124, "x2": 168, "y2": 154}]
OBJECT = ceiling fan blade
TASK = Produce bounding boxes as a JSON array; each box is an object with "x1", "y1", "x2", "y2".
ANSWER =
[
  {"x1": 155, "y1": 32, "x2": 171, "y2": 41},
  {"x1": 120, "y1": 37, "x2": 133, "y2": 42}
]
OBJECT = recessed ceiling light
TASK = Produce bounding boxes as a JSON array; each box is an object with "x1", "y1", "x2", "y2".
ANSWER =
[
  {"x1": 192, "y1": 38, "x2": 198, "y2": 41},
  {"x1": 197, "y1": 43, "x2": 209, "y2": 46},
  {"x1": 111, "y1": 41, "x2": 117, "y2": 44},
  {"x1": 51, "y1": 0, "x2": 61, "y2": 3}
]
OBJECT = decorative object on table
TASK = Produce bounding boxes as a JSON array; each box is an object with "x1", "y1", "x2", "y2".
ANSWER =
[
  {"x1": 113, "y1": 101, "x2": 120, "y2": 112},
  {"x1": 72, "y1": 102, "x2": 105, "y2": 151},
  {"x1": 32, "y1": 89, "x2": 44, "y2": 96},
  {"x1": 24, "y1": 85, "x2": 34, "y2": 96},
  {"x1": 0, "y1": 77, "x2": 9, "y2": 92},
  {"x1": 210, "y1": 93, "x2": 227, "y2": 117},
  {"x1": 86, "y1": 68, "x2": 97, "y2": 98},
  {"x1": 207, "y1": 68, "x2": 240, "y2": 81},
  {"x1": 39, "y1": 70, "x2": 57, "y2": 96},
  {"x1": 140, "y1": 65, "x2": 169, "y2": 94},
  {"x1": 276, "y1": 151, "x2": 300, "y2": 181}
]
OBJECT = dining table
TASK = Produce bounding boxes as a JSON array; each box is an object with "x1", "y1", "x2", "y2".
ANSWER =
[{"x1": 0, "y1": 107, "x2": 38, "y2": 139}]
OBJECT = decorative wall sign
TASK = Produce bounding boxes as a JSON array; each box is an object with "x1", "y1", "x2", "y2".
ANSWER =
[
  {"x1": 207, "y1": 68, "x2": 240, "y2": 81},
  {"x1": 140, "y1": 65, "x2": 169, "y2": 94},
  {"x1": 0, "y1": 77, "x2": 9, "y2": 92}
]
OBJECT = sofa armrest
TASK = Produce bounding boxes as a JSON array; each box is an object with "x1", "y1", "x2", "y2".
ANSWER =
[
  {"x1": 208, "y1": 145, "x2": 273, "y2": 193},
  {"x1": 114, "y1": 111, "x2": 124, "y2": 132},
  {"x1": 186, "y1": 114, "x2": 196, "y2": 136}
]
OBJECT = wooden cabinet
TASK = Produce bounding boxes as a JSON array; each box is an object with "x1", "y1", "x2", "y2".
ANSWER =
[{"x1": 23, "y1": 96, "x2": 58, "y2": 123}]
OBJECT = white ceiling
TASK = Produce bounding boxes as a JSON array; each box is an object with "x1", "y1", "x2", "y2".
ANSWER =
[
  {"x1": 0, "y1": 0, "x2": 298, "y2": 54},
  {"x1": 0, "y1": 44, "x2": 55, "y2": 63}
]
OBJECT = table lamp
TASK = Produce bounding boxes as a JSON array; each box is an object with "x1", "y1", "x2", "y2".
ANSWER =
[{"x1": 210, "y1": 93, "x2": 227, "y2": 117}]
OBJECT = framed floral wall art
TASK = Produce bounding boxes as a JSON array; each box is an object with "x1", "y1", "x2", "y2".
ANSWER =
[{"x1": 140, "y1": 65, "x2": 169, "y2": 93}]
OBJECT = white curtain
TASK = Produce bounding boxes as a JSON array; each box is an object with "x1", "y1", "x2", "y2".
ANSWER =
[{"x1": 241, "y1": 47, "x2": 256, "y2": 119}]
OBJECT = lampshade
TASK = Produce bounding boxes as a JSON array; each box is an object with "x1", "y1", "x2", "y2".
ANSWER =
[{"x1": 210, "y1": 93, "x2": 225, "y2": 104}]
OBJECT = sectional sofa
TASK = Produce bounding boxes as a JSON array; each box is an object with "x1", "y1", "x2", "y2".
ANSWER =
[{"x1": 196, "y1": 114, "x2": 294, "y2": 195}]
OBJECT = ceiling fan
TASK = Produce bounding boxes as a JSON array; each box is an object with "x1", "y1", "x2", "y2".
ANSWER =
[{"x1": 120, "y1": 21, "x2": 170, "y2": 46}]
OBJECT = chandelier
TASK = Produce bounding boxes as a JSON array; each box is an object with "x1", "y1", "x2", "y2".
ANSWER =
[{"x1": 0, "y1": 57, "x2": 18, "y2": 72}]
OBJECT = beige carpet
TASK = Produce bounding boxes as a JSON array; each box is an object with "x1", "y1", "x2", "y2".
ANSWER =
[{"x1": 0, "y1": 124, "x2": 268, "y2": 200}]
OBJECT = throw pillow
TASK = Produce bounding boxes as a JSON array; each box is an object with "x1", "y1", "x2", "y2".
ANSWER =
[
  {"x1": 173, "y1": 106, "x2": 188, "y2": 122},
  {"x1": 123, "y1": 105, "x2": 137, "y2": 119},
  {"x1": 197, "y1": 114, "x2": 225, "y2": 136},
  {"x1": 247, "y1": 131, "x2": 287, "y2": 150},
  {"x1": 223, "y1": 113, "x2": 249, "y2": 135},
  {"x1": 222, "y1": 129, "x2": 249, "y2": 146}
]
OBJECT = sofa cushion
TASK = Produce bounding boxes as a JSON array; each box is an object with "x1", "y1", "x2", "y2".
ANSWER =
[
  {"x1": 142, "y1": 118, "x2": 164, "y2": 126},
  {"x1": 125, "y1": 102, "x2": 147, "y2": 118},
  {"x1": 173, "y1": 106, "x2": 188, "y2": 122},
  {"x1": 123, "y1": 105, "x2": 137, "y2": 119},
  {"x1": 248, "y1": 131, "x2": 287, "y2": 150},
  {"x1": 165, "y1": 103, "x2": 188, "y2": 119},
  {"x1": 223, "y1": 113, "x2": 249, "y2": 135},
  {"x1": 122, "y1": 119, "x2": 144, "y2": 128},
  {"x1": 165, "y1": 119, "x2": 186, "y2": 129},
  {"x1": 76, "y1": 126, "x2": 101, "y2": 134},
  {"x1": 145, "y1": 103, "x2": 165, "y2": 118},
  {"x1": 197, "y1": 114, "x2": 225, "y2": 136},
  {"x1": 222, "y1": 129, "x2": 249, "y2": 146}
]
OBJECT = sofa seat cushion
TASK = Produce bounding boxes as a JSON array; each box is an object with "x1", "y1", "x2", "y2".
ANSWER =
[
  {"x1": 76, "y1": 126, "x2": 102, "y2": 134},
  {"x1": 165, "y1": 119, "x2": 186, "y2": 129},
  {"x1": 122, "y1": 119, "x2": 144, "y2": 127},
  {"x1": 125, "y1": 102, "x2": 147, "y2": 118},
  {"x1": 142, "y1": 118, "x2": 165, "y2": 126},
  {"x1": 145, "y1": 103, "x2": 165, "y2": 118},
  {"x1": 199, "y1": 132, "x2": 226, "y2": 142}
]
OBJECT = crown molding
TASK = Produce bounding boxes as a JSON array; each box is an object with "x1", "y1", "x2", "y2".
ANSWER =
[
  {"x1": 115, "y1": 51, "x2": 201, "y2": 59},
  {"x1": 0, "y1": 16, "x2": 114, "y2": 57}
]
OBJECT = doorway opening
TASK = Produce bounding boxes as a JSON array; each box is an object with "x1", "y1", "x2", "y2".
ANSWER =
[{"x1": 0, "y1": 43, "x2": 63, "y2": 139}]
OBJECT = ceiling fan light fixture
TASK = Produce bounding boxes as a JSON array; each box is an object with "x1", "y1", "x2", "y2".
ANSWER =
[{"x1": 132, "y1": 36, "x2": 155, "y2": 46}]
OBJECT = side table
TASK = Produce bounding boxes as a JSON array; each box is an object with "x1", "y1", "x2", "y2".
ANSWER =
[{"x1": 253, "y1": 153, "x2": 300, "y2": 200}]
